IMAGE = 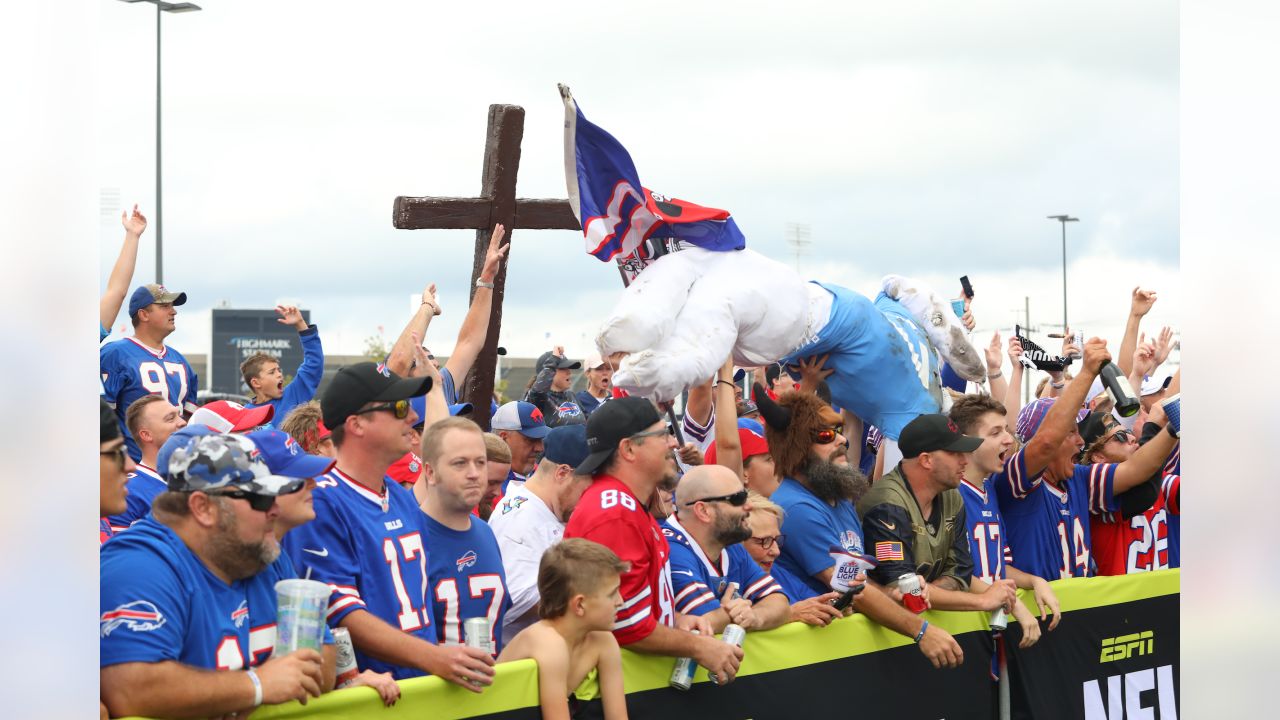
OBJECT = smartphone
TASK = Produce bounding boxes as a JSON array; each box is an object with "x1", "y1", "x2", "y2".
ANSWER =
[{"x1": 960, "y1": 275, "x2": 974, "y2": 299}]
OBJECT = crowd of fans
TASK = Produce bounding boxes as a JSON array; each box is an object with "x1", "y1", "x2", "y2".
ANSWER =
[{"x1": 98, "y1": 214, "x2": 1181, "y2": 719}]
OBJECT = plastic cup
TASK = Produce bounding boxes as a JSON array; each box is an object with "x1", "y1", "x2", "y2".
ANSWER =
[{"x1": 274, "y1": 579, "x2": 330, "y2": 656}]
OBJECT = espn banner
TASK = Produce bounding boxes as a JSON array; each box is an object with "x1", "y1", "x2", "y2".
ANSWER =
[{"x1": 154, "y1": 571, "x2": 1177, "y2": 720}]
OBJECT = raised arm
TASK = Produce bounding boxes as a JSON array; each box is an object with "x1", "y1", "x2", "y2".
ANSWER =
[
  {"x1": 1112, "y1": 422, "x2": 1179, "y2": 493},
  {"x1": 1023, "y1": 339, "x2": 1108, "y2": 475},
  {"x1": 100, "y1": 205, "x2": 145, "y2": 334},
  {"x1": 984, "y1": 332, "x2": 1008, "y2": 400},
  {"x1": 1117, "y1": 288, "x2": 1157, "y2": 376},
  {"x1": 444, "y1": 224, "x2": 509, "y2": 383},
  {"x1": 1002, "y1": 337, "x2": 1025, "y2": 434},
  {"x1": 711, "y1": 357, "x2": 743, "y2": 480},
  {"x1": 386, "y1": 283, "x2": 441, "y2": 377}
]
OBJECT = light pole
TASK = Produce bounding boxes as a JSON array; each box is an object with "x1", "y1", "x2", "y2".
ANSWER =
[
  {"x1": 1047, "y1": 215, "x2": 1078, "y2": 333},
  {"x1": 117, "y1": 0, "x2": 202, "y2": 285}
]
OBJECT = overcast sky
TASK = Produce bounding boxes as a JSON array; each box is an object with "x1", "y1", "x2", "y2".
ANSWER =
[{"x1": 96, "y1": 0, "x2": 1180, "y2": 367}]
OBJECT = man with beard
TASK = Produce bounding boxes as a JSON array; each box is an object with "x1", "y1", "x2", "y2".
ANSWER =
[
  {"x1": 100, "y1": 433, "x2": 332, "y2": 719},
  {"x1": 490, "y1": 425, "x2": 594, "y2": 645},
  {"x1": 757, "y1": 386, "x2": 965, "y2": 669},
  {"x1": 858, "y1": 414, "x2": 1019, "y2": 614},
  {"x1": 478, "y1": 433, "x2": 513, "y2": 520},
  {"x1": 565, "y1": 397, "x2": 744, "y2": 685},
  {"x1": 492, "y1": 400, "x2": 550, "y2": 490},
  {"x1": 663, "y1": 465, "x2": 791, "y2": 633}
]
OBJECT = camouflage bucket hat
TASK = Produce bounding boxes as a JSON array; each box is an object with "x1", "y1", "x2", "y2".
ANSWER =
[{"x1": 166, "y1": 433, "x2": 305, "y2": 496}]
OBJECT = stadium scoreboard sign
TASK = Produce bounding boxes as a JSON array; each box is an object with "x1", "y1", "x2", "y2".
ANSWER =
[{"x1": 210, "y1": 308, "x2": 310, "y2": 394}]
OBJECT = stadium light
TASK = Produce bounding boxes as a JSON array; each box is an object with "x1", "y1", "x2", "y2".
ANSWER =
[
  {"x1": 1047, "y1": 215, "x2": 1079, "y2": 334},
  {"x1": 116, "y1": 0, "x2": 203, "y2": 285}
]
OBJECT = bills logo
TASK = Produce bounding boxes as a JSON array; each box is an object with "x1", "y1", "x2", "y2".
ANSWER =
[
  {"x1": 231, "y1": 600, "x2": 249, "y2": 628},
  {"x1": 101, "y1": 600, "x2": 167, "y2": 637},
  {"x1": 456, "y1": 550, "x2": 478, "y2": 571},
  {"x1": 375, "y1": 363, "x2": 391, "y2": 378},
  {"x1": 839, "y1": 531, "x2": 862, "y2": 553},
  {"x1": 556, "y1": 402, "x2": 583, "y2": 418},
  {"x1": 284, "y1": 437, "x2": 300, "y2": 456},
  {"x1": 529, "y1": 407, "x2": 545, "y2": 423}
]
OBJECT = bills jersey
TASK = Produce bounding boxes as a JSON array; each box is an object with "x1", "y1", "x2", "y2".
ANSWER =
[
  {"x1": 959, "y1": 450, "x2": 1035, "y2": 583},
  {"x1": 663, "y1": 516, "x2": 783, "y2": 616},
  {"x1": 106, "y1": 463, "x2": 166, "y2": 533},
  {"x1": 682, "y1": 406, "x2": 716, "y2": 452},
  {"x1": 780, "y1": 283, "x2": 937, "y2": 441},
  {"x1": 101, "y1": 337, "x2": 199, "y2": 460},
  {"x1": 421, "y1": 513, "x2": 512, "y2": 653},
  {"x1": 771, "y1": 477, "x2": 866, "y2": 597},
  {"x1": 101, "y1": 516, "x2": 300, "y2": 671},
  {"x1": 565, "y1": 476, "x2": 676, "y2": 645},
  {"x1": 997, "y1": 463, "x2": 1120, "y2": 580},
  {"x1": 1092, "y1": 474, "x2": 1181, "y2": 575},
  {"x1": 244, "y1": 326, "x2": 324, "y2": 429},
  {"x1": 283, "y1": 469, "x2": 436, "y2": 679},
  {"x1": 488, "y1": 486, "x2": 565, "y2": 645}
]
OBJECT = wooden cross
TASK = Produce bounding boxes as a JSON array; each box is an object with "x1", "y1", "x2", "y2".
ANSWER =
[{"x1": 393, "y1": 104, "x2": 580, "y2": 430}]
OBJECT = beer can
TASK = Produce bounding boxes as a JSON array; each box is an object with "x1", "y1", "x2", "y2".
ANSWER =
[
  {"x1": 332, "y1": 627, "x2": 360, "y2": 688},
  {"x1": 669, "y1": 630, "x2": 699, "y2": 690},
  {"x1": 897, "y1": 573, "x2": 928, "y2": 614},
  {"x1": 464, "y1": 617, "x2": 494, "y2": 656},
  {"x1": 988, "y1": 607, "x2": 1008, "y2": 632},
  {"x1": 721, "y1": 623, "x2": 746, "y2": 648},
  {"x1": 1069, "y1": 331, "x2": 1084, "y2": 359}
]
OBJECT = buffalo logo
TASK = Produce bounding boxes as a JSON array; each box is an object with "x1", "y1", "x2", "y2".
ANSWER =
[
  {"x1": 101, "y1": 600, "x2": 167, "y2": 637},
  {"x1": 556, "y1": 402, "x2": 583, "y2": 418},
  {"x1": 231, "y1": 600, "x2": 249, "y2": 628},
  {"x1": 528, "y1": 407, "x2": 545, "y2": 424},
  {"x1": 375, "y1": 363, "x2": 391, "y2": 378},
  {"x1": 456, "y1": 550, "x2": 478, "y2": 571},
  {"x1": 284, "y1": 437, "x2": 300, "y2": 456},
  {"x1": 947, "y1": 420, "x2": 959, "y2": 433}
]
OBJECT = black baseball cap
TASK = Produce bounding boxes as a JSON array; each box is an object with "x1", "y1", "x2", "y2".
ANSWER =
[
  {"x1": 576, "y1": 397, "x2": 662, "y2": 476},
  {"x1": 1077, "y1": 411, "x2": 1111, "y2": 447},
  {"x1": 321, "y1": 362, "x2": 432, "y2": 429},
  {"x1": 537, "y1": 351, "x2": 582, "y2": 371},
  {"x1": 899, "y1": 413, "x2": 983, "y2": 459}
]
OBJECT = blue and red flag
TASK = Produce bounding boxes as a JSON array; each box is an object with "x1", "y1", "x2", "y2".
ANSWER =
[{"x1": 559, "y1": 84, "x2": 746, "y2": 265}]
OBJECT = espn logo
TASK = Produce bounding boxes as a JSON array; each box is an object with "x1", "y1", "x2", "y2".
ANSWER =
[{"x1": 1099, "y1": 631, "x2": 1154, "y2": 663}]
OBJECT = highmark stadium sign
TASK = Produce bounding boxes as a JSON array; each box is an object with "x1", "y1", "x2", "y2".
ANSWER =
[{"x1": 211, "y1": 309, "x2": 310, "y2": 394}]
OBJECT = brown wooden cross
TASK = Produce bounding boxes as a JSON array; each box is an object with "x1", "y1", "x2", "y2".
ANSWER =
[{"x1": 393, "y1": 104, "x2": 581, "y2": 430}]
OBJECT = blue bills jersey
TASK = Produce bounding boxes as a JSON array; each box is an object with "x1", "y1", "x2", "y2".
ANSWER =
[
  {"x1": 780, "y1": 283, "x2": 937, "y2": 441},
  {"x1": 106, "y1": 463, "x2": 166, "y2": 533},
  {"x1": 283, "y1": 469, "x2": 436, "y2": 679},
  {"x1": 959, "y1": 475, "x2": 1016, "y2": 584},
  {"x1": 245, "y1": 326, "x2": 325, "y2": 429},
  {"x1": 996, "y1": 462, "x2": 1120, "y2": 580},
  {"x1": 100, "y1": 337, "x2": 199, "y2": 460},
  {"x1": 771, "y1": 477, "x2": 865, "y2": 597},
  {"x1": 101, "y1": 516, "x2": 300, "y2": 671},
  {"x1": 662, "y1": 516, "x2": 784, "y2": 616},
  {"x1": 421, "y1": 513, "x2": 512, "y2": 654}
]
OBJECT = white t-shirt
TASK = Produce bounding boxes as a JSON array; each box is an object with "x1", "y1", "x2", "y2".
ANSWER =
[{"x1": 487, "y1": 485, "x2": 564, "y2": 645}]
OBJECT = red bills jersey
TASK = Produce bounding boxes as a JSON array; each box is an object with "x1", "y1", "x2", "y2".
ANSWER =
[
  {"x1": 564, "y1": 476, "x2": 676, "y2": 645},
  {"x1": 1091, "y1": 474, "x2": 1180, "y2": 575}
]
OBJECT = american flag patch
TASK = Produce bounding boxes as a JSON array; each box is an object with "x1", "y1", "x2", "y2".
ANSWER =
[{"x1": 875, "y1": 541, "x2": 904, "y2": 562}]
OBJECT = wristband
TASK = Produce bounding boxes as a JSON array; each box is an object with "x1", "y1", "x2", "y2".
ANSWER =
[
  {"x1": 715, "y1": 379, "x2": 736, "y2": 390},
  {"x1": 987, "y1": 371, "x2": 1003, "y2": 380},
  {"x1": 246, "y1": 667, "x2": 263, "y2": 707},
  {"x1": 476, "y1": 279, "x2": 495, "y2": 289},
  {"x1": 1050, "y1": 381, "x2": 1065, "y2": 389},
  {"x1": 914, "y1": 620, "x2": 929, "y2": 644},
  {"x1": 420, "y1": 301, "x2": 436, "y2": 311}
]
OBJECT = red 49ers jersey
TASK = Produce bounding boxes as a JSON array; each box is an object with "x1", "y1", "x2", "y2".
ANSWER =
[
  {"x1": 565, "y1": 475, "x2": 676, "y2": 644},
  {"x1": 1091, "y1": 474, "x2": 1180, "y2": 576}
]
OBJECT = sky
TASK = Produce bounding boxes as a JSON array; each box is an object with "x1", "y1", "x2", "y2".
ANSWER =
[{"x1": 95, "y1": 0, "x2": 1180, "y2": 368}]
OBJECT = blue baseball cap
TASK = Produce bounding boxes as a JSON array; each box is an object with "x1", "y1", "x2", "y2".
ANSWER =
[
  {"x1": 542, "y1": 424, "x2": 589, "y2": 469},
  {"x1": 157, "y1": 424, "x2": 215, "y2": 477},
  {"x1": 128, "y1": 283, "x2": 187, "y2": 318},
  {"x1": 408, "y1": 396, "x2": 475, "y2": 428},
  {"x1": 245, "y1": 429, "x2": 336, "y2": 479},
  {"x1": 491, "y1": 401, "x2": 549, "y2": 439}
]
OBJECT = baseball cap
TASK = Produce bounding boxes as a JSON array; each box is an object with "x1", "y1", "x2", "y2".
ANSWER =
[
  {"x1": 166, "y1": 433, "x2": 304, "y2": 496},
  {"x1": 576, "y1": 397, "x2": 663, "y2": 476},
  {"x1": 245, "y1": 429, "x2": 336, "y2": 478},
  {"x1": 1015, "y1": 398, "x2": 1056, "y2": 443},
  {"x1": 583, "y1": 351, "x2": 607, "y2": 371},
  {"x1": 321, "y1": 362, "x2": 432, "y2": 429},
  {"x1": 537, "y1": 351, "x2": 582, "y2": 371},
  {"x1": 407, "y1": 397, "x2": 475, "y2": 428},
  {"x1": 542, "y1": 424, "x2": 590, "y2": 469},
  {"x1": 189, "y1": 400, "x2": 274, "y2": 433},
  {"x1": 704, "y1": 426, "x2": 770, "y2": 465},
  {"x1": 491, "y1": 401, "x2": 550, "y2": 440},
  {"x1": 1077, "y1": 411, "x2": 1111, "y2": 448},
  {"x1": 315, "y1": 420, "x2": 332, "y2": 443},
  {"x1": 101, "y1": 399, "x2": 120, "y2": 443},
  {"x1": 1140, "y1": 373, "x2": 1172, "y2": 397},
  {"x1": 157, "y1": 424, "x2": 216, "y2": 476},
  {"x1": 128, "y1": 283, "x2": 187, "y2": 317},
  {"x1": 899, "y1": 414, "x2": 983, "y2": 459}
]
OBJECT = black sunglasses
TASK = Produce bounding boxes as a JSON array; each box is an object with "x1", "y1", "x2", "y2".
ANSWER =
[
  {"x1": 684, "y1": 489, "x2": 750, "y2": 507},
  {"x1": 206, "y1": 489, "x2": 278, "y2": 512},
  {"x1": 1106, "y1": 430, "x2": 1134, "y2": 444},
  {"x1": 630, "y1": 425, "x2": 676, "y2": 441},
  {"x1": 100, "y1": 446, "x2": 128, "y2": 467},
  {"x1": 355, "y1": 399, "x2": 412, "y2": 420}
]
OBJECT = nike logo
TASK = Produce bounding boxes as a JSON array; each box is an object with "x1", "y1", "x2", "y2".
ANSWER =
[
  {"x1": 879, "y1": 519, "x2": 896, "y2": 531},
  {"x1": 303, "y1": 548, "x2": 329, "y2": 557},
  {"x1": 672, "y1": 570, "x2": 694, "y2": 576}
]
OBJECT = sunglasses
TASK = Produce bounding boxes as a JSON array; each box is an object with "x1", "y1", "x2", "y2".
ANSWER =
[
  {"x1": 630, "y1": 425, "x2": 676, "y2": 442},
  {"x1": 1106, "y1": 430, "x2": 1134, "y2": 444},
  {"x1": 100, "y1": 446, "x2": 128, "y2": 467},
  {"x1": 355, "y1": 399, "x2": 412, "y2": 420},
  {"x1": 749, "y1": 534, "x2": 785, "y2": 550},
  {"x1": 684, "y1": 489, "x2": 750, "y2": 507},
  {"x1": 207, "y1": 489, "x2": 280, "y2": 512},
  {"x1": 812, "y1": 425, "x2": 845, "y2": 444}
]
